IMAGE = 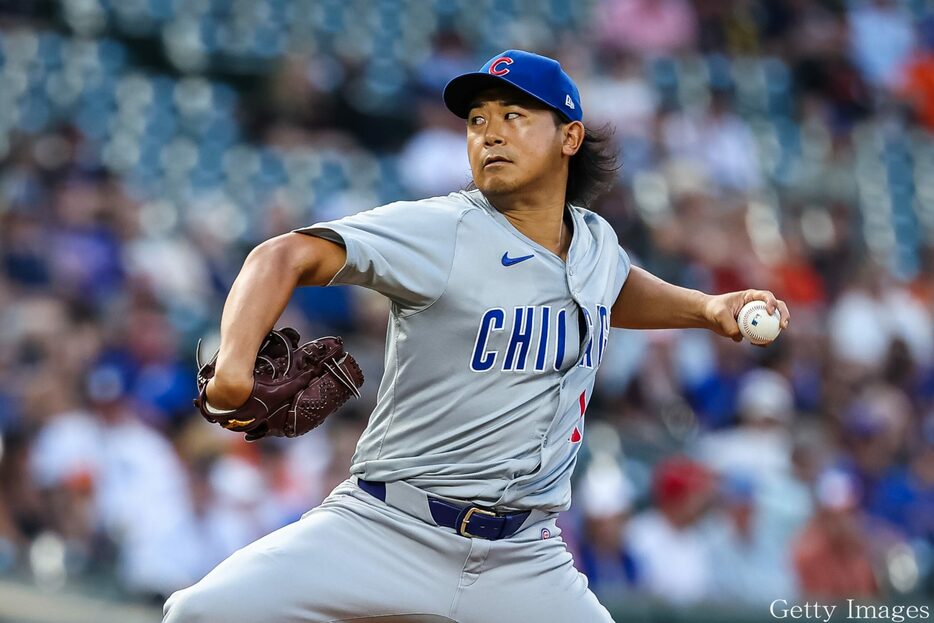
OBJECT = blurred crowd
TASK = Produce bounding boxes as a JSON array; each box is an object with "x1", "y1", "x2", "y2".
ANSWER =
[{"x1": 0, "y1": 0, "x2": 933, "y2": 612}]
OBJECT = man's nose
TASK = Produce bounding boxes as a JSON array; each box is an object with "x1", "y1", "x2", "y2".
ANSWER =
[{"x1": 483, "y1": 121, "x2": 505, "y2": 146}]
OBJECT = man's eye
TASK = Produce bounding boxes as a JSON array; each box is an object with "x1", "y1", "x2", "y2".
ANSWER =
[
  {"x1": 470, "y1": 116, "x2": 485, "y2": 125},
  {"x1": 505, "y1": 112, "x2": 520, "y2": 120}
]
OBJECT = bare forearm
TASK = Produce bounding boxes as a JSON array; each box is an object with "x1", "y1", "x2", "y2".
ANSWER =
[
  {"x1": 205, "y1": 233, "x2": 346, "y2": 409},
  {"x1": 610, "y1": 266, "x2": 709, "y2": 330},
  {"x1": 210, "y1": 244, "x2": 300, "y2": 402}
]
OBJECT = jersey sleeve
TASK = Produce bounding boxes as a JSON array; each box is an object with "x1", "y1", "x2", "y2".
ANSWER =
[
  {"x1": 615, "y1": 245, "x2": 632, "y2": 298},
  {"x1": 293, "y1": 200, "x2": 461, "y2": 311}
]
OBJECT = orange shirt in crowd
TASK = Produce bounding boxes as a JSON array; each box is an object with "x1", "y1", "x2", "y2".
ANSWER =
[
  {"x1": 900, "y1": 52, "x2": 934, "y2": 131},
  {"x1": 792, "y1": 517, "x2": 879, "y2": 599}
]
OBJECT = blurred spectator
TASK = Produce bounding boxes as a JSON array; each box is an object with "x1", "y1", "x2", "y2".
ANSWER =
[
  {"x1": 191, "y1": 453, "x2": 280, "y2": 571},
  {"x1": 695, "y1": 369, "x2": 813, "y2": 539},
  {"x1": 839, "y1": 384, "x2": 912, "y2": 503},
  {"x1": 695, "y1": 369, "x2": 795, "y2": 480},
  {"x1": 580, "y1": 53, "x2": 657, "y2": 137},
  {"x1": 397, "y1": 99, "x2": 470, "y2": 198},
  {"x1": 575, "y1": 457, "x2": 639, "y2": 598},
  {"x1": 412, "y1": 31, "x2": 474, "y2": 96},
  {"x1": 661, "y1": 90, "x2": 762, "y2": 193},
  {"x1": 1, "y1": 211, "x2": 52, "y2": 289},
  {"x1": 828, "y1": 268, "x2": 934, "y2": 373},
  {"x1": 683, "y1": 335, "x2": 748, "y2": 429},
  {"x1": 793, "y1": 469, "x2": 880, "y2": 599},
  {"x1": 705, "y1": 474, "x2": 798, "y2": 606},
  {"x1": 30, "y1": 364, "x2": 204, "y2": 597},
  {"x1": 49, "y1": 178, "x2": 125, "y2": 303},
  {"x1": 593, "y1": 0, "x2": 698, "y2": 57},
  {"x1": 898, "y1": 16, "x2": 934, "y2": 131},
  {"x1": 868, "y1": 415, "x2": 934, "y2": 541},
  {"x1": 626, "y1": 457, "x2": 715, "y2": 605},
  {"x1": 848, "y1": 0, "x2": 916, "y2": 90}
]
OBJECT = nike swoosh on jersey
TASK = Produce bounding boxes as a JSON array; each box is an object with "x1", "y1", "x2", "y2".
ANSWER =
[{"x1": 501, "y1": 252, "x2": 534, "y2": 266}]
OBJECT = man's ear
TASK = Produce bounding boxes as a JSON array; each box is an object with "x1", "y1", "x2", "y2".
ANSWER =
[{"x1": 562, "y1": 121, "x2": 585, "y2": 157}]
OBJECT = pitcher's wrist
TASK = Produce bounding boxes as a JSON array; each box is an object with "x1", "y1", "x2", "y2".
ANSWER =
[
  {"x1": 206, "y1": 371, "x2": 253, "y2": 409},
  {"x1": 692, "y1": 291, "x2": 715, "y2": 329}
]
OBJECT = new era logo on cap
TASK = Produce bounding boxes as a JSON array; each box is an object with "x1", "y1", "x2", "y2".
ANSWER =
[{"x1": 443, "y1": 49, "x2": 584, "y2": 123}]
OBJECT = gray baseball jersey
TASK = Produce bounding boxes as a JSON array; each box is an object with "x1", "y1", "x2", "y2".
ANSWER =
[{"x1": 295, "y1": 189, "x2": 630, "y2": 512}]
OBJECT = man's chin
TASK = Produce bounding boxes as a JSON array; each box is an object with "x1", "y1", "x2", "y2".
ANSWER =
[{"x1": 477, "y1": 177, "x2": 523, "y2": 198}]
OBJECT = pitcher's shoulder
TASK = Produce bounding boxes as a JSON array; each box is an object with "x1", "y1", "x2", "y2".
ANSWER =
[
  {"x1": 354, "y1": 192, "x2": 480, "y2": 228},
  {"x1": 402, "y1": 190, "x2": 486, "y2": 218}
]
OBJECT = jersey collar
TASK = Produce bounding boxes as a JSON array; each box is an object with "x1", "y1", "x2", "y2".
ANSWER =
[{"x1": 463, "y1": 190, "x2": 582, "y2": 266}]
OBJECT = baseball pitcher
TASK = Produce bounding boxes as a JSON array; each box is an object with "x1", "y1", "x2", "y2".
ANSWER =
[{"x1": 163, "y1": 50, "x2": 790, "y2": 623}]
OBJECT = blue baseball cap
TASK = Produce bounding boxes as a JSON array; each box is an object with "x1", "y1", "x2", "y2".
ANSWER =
[{"x1": 443, "y1": 50, "x2": 583, "y2": 123}]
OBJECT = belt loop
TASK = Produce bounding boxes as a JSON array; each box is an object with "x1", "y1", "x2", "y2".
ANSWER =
[{"x1": 357, "y1": 478, "x2": 386, "y2": 502}]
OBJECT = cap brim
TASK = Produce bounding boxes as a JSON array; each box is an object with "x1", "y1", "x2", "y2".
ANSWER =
[{"x1": 443, "y1": 73, "x2": 561, "y2": 120}]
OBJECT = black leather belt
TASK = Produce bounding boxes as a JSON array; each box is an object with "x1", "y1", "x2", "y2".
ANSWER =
[{"x1": 357, "y1": 479, "x2": 531, "y2": 540}]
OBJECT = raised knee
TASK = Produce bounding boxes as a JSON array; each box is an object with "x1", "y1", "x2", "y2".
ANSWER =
[
  {"x1": 163, "y1": 586, "x2": 217, "y2": 623},
  {"x1": 164, "y1": 583, "x2": 272, "y2": 623}
]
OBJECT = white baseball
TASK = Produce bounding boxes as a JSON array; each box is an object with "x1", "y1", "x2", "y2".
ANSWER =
[{"x1": 736, "y1": 301, "x2": 781, "y2": 345}]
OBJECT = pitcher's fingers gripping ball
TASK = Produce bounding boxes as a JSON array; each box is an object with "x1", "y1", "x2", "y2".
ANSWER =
[
  {"x1": 194, "y1": 327, "x2": 364, "y2": 441},
  {"x1": 736, "y1": 300, "x2": 783, "y2": 345}
]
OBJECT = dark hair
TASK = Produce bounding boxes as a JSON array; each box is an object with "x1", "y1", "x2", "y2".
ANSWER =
[{"x1": 557, "y1": 114, "x2": 621, "y2": 207}]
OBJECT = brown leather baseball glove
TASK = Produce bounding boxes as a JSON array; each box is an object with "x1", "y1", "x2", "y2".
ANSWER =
[{"x1": 193, "y1": 328, "x2": 364, "y2": 441}]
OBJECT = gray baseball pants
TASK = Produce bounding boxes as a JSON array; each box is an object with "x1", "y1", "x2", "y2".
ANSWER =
[{"x1": 163, "y1": 477, "x2": 614, "y2": 622}]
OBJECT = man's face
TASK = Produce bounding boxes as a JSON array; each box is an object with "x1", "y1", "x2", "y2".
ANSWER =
[{"x1": 465, "y1": 86, "x2": 568, "y2": 199}]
